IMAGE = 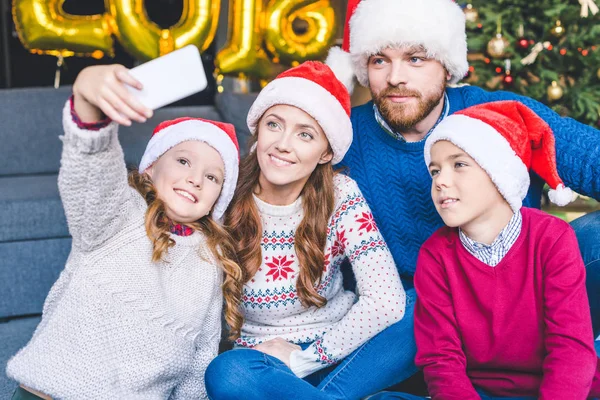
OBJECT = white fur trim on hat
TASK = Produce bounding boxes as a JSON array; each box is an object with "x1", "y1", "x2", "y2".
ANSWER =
[
  {"x1": 424, "y1": 115, "x2": 529, "y2": 213},
  {"x1": 349, "y1": 0, "x2": 468, "y2": 87},
  {"x1": 139, "y1": 120, "x2": 239, "y2": 221},
  {"x1": 246, "y1": 76, "x2": 353, "y2": 164},
  {"x1": 325, "y1": 46, "x2": 356, "y2": 94}
]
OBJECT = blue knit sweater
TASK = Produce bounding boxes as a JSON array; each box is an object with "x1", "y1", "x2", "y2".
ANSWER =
[{"x1": 339, "y1": 85, "x2": 600, "y2": 279}]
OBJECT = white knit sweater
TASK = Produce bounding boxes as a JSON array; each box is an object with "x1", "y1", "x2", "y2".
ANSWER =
[
  {"x1": 236, "y1": 174, "x2": 406, "y2": 378},
  {"x1": 6, "y1": 102, "x2": 222, "y2": 399}
]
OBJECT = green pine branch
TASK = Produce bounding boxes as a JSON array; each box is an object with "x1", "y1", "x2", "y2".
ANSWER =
[{"x1": 465, "y1": 0, "x2": 600, "y2": 126}]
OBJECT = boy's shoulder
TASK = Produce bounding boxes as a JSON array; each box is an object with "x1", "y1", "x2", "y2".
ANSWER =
[{"x1": 521, "y1": 207, "x2": 572, "y2": 235}]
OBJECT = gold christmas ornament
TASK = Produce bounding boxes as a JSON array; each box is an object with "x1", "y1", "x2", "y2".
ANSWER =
[
  {"x1": 547, "y1": 81, "x2": 564, "y2": 101},
  {"x1": 550, "y1": 20, "x2": 566, "y2": 38},
  {"x1": 464, "y1": 4, "x2": 479, "y2": 23},
  {"x1": 487, "y1": 33, "x2": 510, "y2": 58},
  {"x1": 597, "y1": 67, "x2": 600, "y2": 79}
]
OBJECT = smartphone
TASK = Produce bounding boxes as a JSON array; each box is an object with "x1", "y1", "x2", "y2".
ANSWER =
[{"x1": 126, "y1": 45, "x2": 208, "y2": 110}]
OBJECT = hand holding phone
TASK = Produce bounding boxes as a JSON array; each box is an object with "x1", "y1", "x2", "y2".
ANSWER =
[{"x1": 126, "y1": 45, "x2": 208, "y2": 110}]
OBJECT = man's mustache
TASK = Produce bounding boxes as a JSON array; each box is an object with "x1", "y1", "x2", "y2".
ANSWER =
[{"x1": 378, "y1": 87, "x2": 421, "y2": 99}]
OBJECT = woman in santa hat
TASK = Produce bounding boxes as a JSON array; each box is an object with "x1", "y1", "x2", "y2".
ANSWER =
[{"x1": 205, "y1": 61, "x2": 414, "y2": 399}]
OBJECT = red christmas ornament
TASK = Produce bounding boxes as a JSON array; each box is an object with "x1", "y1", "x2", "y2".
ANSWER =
[
  {"x1": 518, "y1": 38, "x2": 529, "y2": 49},
  {"x1": 503, "y1": 74, "x2": 514, "y2": 85}
]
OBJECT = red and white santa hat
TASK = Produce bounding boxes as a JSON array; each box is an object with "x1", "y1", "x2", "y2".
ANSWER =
[
  {"x1": 139, "y1": 117, "x2": 239, "y2": 221},
  {"x1": 424, "y1": 101, "x2": 573, "y2": 213},
  {"x1": 246, "y1": 61, "x2": 352, "y2": 164},
  {"x1": 326, "y1": 0, "x2": 469, "y2": 93}
]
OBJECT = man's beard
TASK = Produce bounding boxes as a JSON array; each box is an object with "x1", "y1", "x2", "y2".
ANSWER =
[{"x1": 372, "y1": 82, "x2": 445, "y2": 133}]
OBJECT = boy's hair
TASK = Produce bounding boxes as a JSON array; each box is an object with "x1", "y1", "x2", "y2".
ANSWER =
[
  {"x1": 128, "y1": 170, "x2": 244, "y2": 341},
  {"x1": 222, "y1": 134, "x2": 336, "y2": 339}
]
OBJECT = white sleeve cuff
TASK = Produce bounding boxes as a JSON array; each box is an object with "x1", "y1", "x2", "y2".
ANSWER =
[{"x1": 289, "y1": 347, "x2": 326, "y2": 378}]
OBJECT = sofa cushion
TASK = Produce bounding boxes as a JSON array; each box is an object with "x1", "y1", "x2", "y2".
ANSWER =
[
  {"x1": 0, "y1": 87, "x2": 72, "y2": 176},
  {"x1": 0, "y1": 239, "x2": 70, "y2": 319},
  {"x1": 0, "y1": 85, "x2": 224, "y2": 176},
  {"x1": 215, "y1": 92, "x2": 258, "y2": 157},
  {"x1": 0, "y1": 317, "x2": 41, "y2": 399},
  {"x1": 0, "y1": 175, "x2": 67, "y2": 242}
]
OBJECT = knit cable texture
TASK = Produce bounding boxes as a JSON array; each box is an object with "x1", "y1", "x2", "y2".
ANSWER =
[
  {"x1": 340, "y1": 86, "x2": 600, "y2": 277},
  {"x1": 6, "y1": 101, "x2": 223, "y2": 399}
]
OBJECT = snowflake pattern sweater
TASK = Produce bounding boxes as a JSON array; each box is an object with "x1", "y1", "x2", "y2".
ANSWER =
[
  {"x1": 236, "y1": 174, "x2": 406, "y2": 378},
  {"x1": 340, "y1": 86, "x2": 600, "y2": 278},
  {"x1": 6, "y1": 101, "x2": 222, "y2": 399}
]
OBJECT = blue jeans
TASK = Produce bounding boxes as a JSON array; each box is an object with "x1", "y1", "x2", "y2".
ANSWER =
[
  {"x1": 571, "y1": 210, "x2": 600, "y2": 336},
  {"x1": 205, "y1": 289, "x2": 418, "y2": 400}
]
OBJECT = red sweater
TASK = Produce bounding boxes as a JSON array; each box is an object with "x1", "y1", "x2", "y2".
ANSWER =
[{"x1": 414, "y1": 207, "x2": 598, "y2": 399}]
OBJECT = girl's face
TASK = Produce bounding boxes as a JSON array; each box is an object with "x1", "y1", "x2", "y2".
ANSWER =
[
  {"x1": 146, "y1": 141, "x2": 224, "y2": 223},
  {"x1": 428, "y1": 140, "x2": 509, "y2": 230},
  {"x1": 256, "y1": 105, "x2": 332, "y2": 196}
]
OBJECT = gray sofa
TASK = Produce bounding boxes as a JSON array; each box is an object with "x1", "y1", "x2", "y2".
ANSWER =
[{"x1": 0, "y1": 86, "x2": 257, "y2": 397}]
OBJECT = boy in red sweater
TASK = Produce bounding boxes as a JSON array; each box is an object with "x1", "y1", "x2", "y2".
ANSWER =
[{"x1": 372, "y1": 101, "x2": 599, "y2": 399}]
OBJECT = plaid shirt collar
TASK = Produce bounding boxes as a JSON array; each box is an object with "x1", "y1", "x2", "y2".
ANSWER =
[
  {"x1": 373, "y1": 92, "x2": 450, "y2": 142},
  {"x1": 459, "y1": 211, "x2": 523, "y2": 267}
]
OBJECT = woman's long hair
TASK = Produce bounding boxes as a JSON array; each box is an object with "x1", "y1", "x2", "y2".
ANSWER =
[
  {"x1": 223, "y1": 135, "x2": 336, "y2": 339},
  {"x1": 128, "y1": 170, "x2": 244, "y2": 340}
]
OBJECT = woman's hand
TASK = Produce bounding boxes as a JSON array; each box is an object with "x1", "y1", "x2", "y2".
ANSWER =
[
  {"x1": 253, "y1": 338, "x2": 301, "y2": 367},
  {"x1": 72, "y1": 65, "x2": 153, "y2": 126}
]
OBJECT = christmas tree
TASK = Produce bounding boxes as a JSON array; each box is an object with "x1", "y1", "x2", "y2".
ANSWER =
[{"x1": 462, "y1": 0, "x2": 600, "y2": 127}]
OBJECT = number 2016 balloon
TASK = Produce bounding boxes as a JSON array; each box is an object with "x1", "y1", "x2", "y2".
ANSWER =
[{"x1": 12, "y1": 0, "x2": 337, "y2": 79}]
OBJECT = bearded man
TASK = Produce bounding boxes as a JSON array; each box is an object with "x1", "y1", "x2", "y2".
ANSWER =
[{"x1": 326, "y1": 0, "x2": 600, "y2": 386}]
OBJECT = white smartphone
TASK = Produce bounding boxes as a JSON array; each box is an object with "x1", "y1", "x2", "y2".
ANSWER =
[{"x1": 126, "y1": 45, "x2": 208, "y2": 110}]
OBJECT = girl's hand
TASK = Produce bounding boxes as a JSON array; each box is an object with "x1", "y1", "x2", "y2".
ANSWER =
[
  {"x1": 253, "y1": 338, "x2": 301, "y2": 367},
  {"x1": 72, "y1": 65, "x2": 153, "y2": 126}
]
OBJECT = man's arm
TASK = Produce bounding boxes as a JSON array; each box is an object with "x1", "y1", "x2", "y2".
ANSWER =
[{"x1": 463, "y1": 86, "x2": 600, "y2": 201}]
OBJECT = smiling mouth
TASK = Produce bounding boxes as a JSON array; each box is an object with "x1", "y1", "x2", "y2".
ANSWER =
[
  {"x1": 174, "y1": 189, "x2": 197, "y2": 203},
  {"x1": 269, "y1": 154, "x2": 294, "y2": 167},
  {"x1": 440, "y1": 197, "x2": 459, "y2": 209}
]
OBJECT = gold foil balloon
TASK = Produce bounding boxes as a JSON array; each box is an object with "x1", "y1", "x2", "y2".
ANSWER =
[
  {"x1": 215, "y1": 0, "x2": 275, "y2": 79},
  {"x1": 487, "y1": 33, "x2": 510, "y2": 59},
  {"x1": 264, "y1": 0, "x2": 336, "y2": 65},
  {"x1": 547, "y1": 81, "x2": 564, "y2": 101},
  {"x1": 107, "y1": 0, "x2": 220, "y2": 61},
  {"x1": 12, "y1": 0, "x2": 113, "y2": 58}
]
